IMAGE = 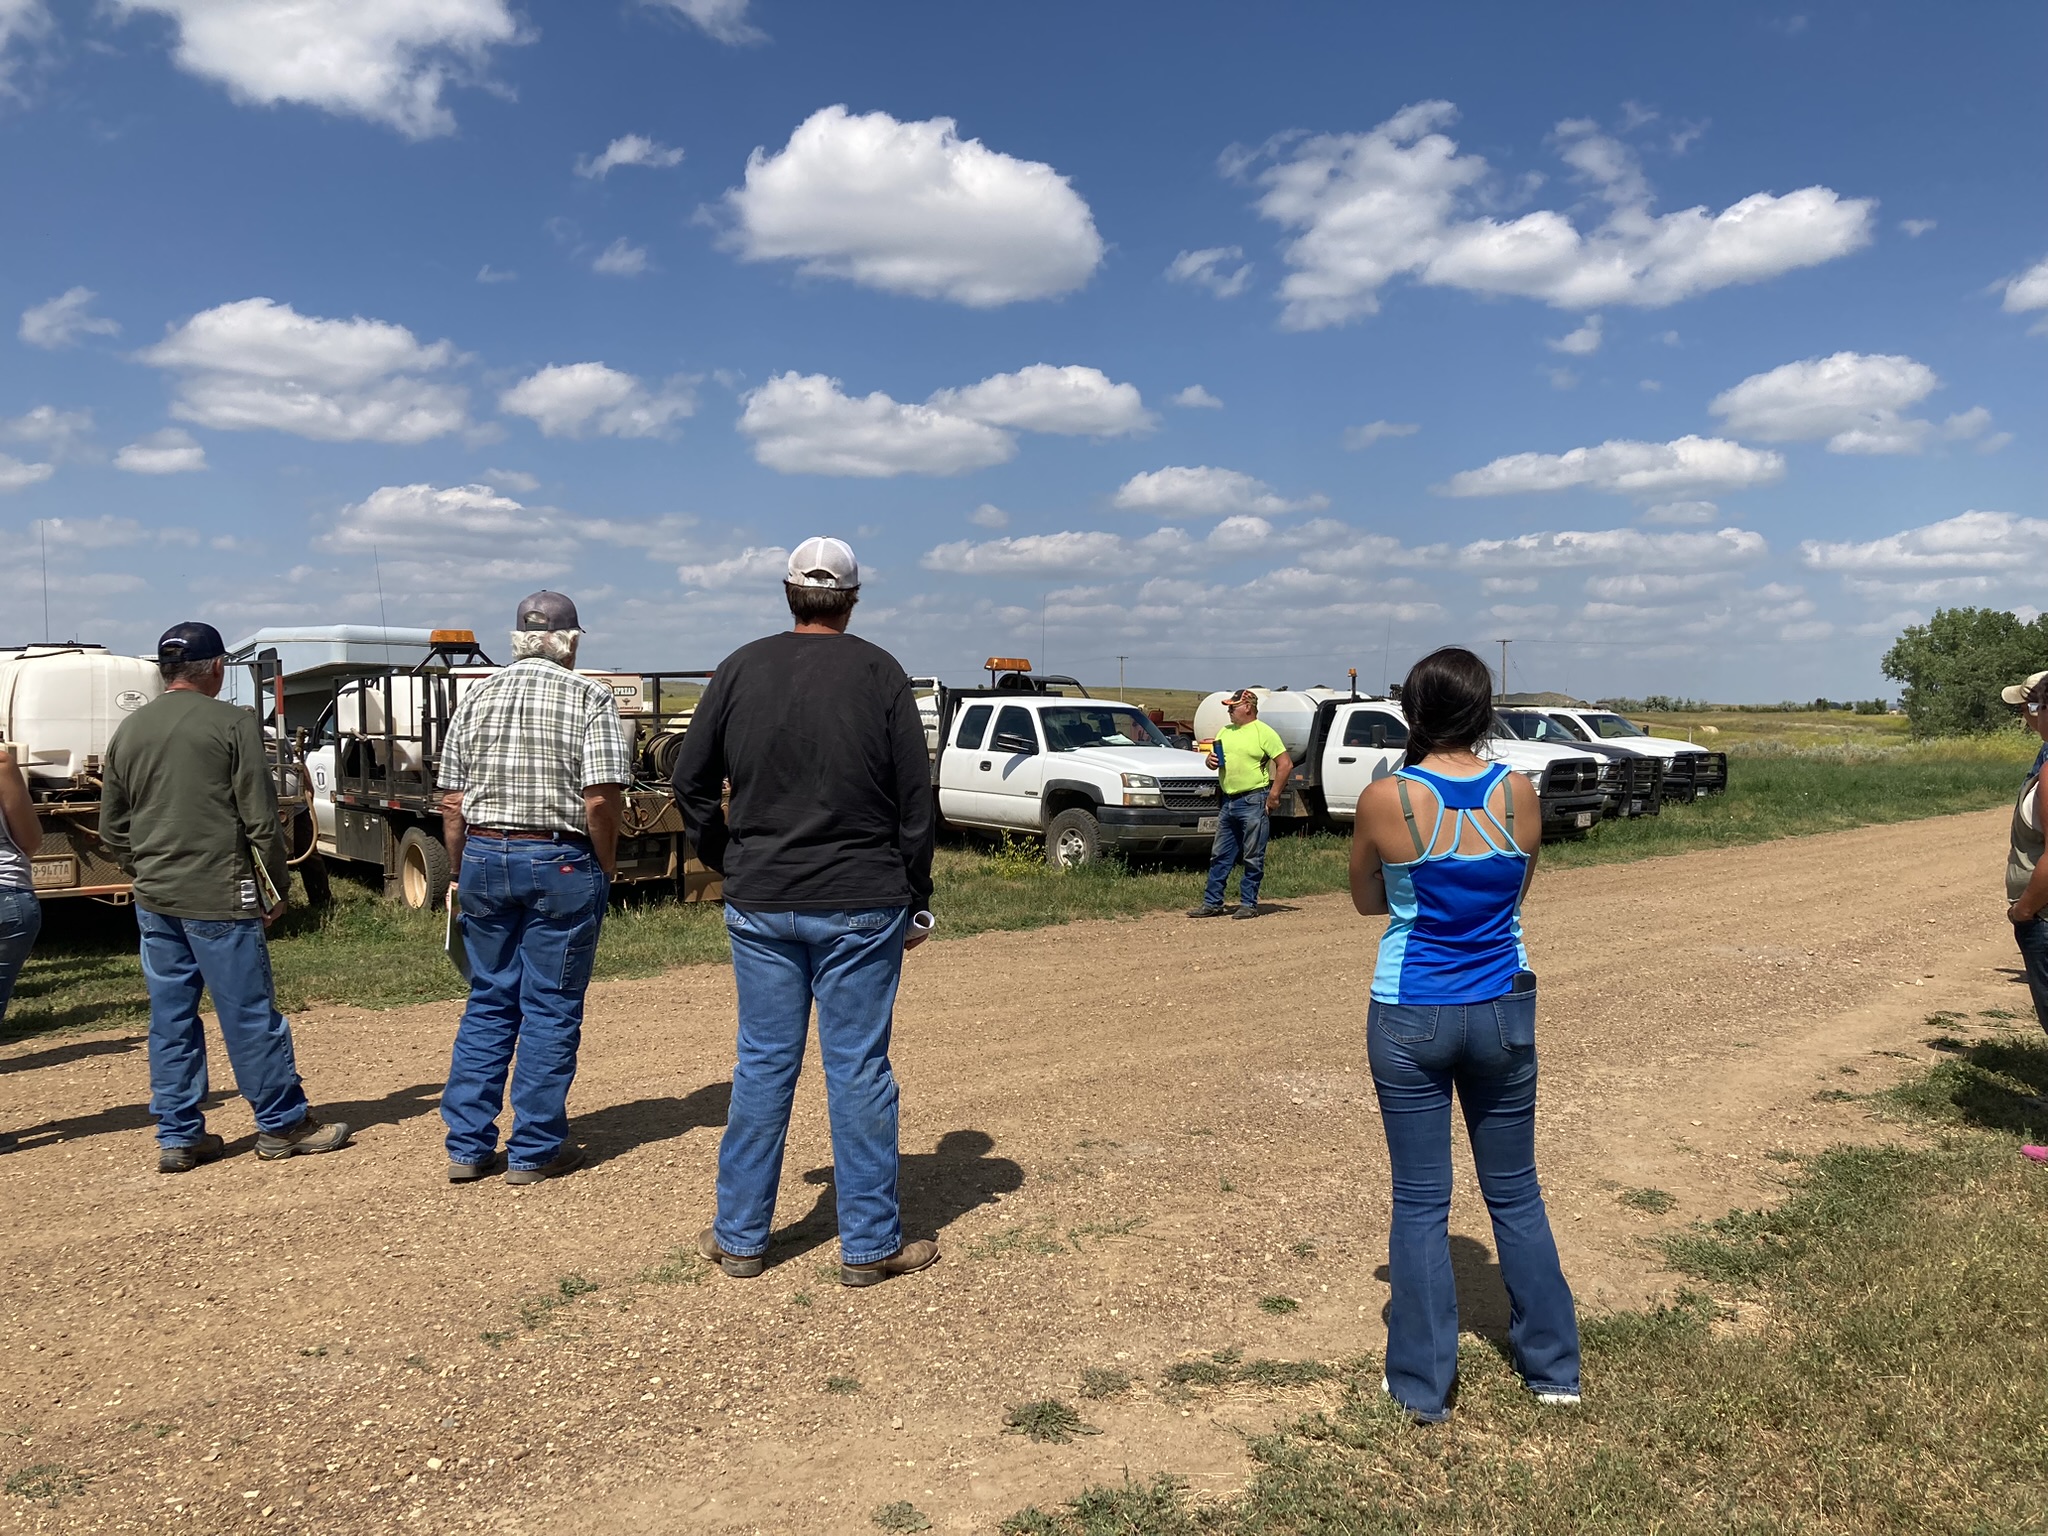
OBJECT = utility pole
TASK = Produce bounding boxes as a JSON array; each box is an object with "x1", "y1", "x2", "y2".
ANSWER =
[
  {"x1": 1116, "y1": 655, "x2": 1127, "y2": 700},
  {"x1": 1494, "y1": 637, "x2": 1511, "y2": 701}
]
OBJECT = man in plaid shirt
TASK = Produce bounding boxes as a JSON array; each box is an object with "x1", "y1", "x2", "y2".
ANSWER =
[{"x1": 437, "y1": 590, "x2": 630, "y2": 1186}]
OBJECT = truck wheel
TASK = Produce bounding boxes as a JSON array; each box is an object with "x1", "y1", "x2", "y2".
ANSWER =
[
  {"x1": 1045, "y1": 807, "x2": 1101, "y2": 870},
  {"x1": 397, "y1": 827, "x2": 450, "y2": 910}
]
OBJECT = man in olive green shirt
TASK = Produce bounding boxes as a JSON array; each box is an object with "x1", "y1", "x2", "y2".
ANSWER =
[
  {"x1": 102, "y1": 622, "x2": 350, "y2": 1174},
  {"x1": 1189, "y1": 688, "x2": 1294, "y2": 921}
]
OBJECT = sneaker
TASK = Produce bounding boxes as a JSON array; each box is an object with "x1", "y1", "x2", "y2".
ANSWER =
[
  {"x1": 159, "y1": 1132, "x2": 226, "y2": 1175},
  {"x1": 255, "y1": 1116, "x2": 352, "y2": 1161},
  {"x1": 696, "y1": 1227, "x2": 766, "y2": 1279},
  {"x1": 842, "y1": 1240, "x2": 940, "y2": 1288},
  {"x1": 1232, "y1": 903, "x2": 1261, "y2": 920},
  {"x1": 1534, "y1": 1389, "x2": 1582, "y2": 1406},
  {"x1": 1186, "y1": 905, "x2": 1227, "y2": 919},
  {"x1": 448, "y1": 1151, "x2": 508, "y2": 1184},
  {"x1": 504, "y1": 1143, "x2": 585, "y2": 1186},
  {"x1": 2021, "y1": 1145, "x2": 2048, "y2": 1164}
]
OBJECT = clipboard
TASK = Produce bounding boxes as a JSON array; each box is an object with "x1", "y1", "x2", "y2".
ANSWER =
[{"x1": 445, "y1": 900, "x2": 474, "y2": 983}]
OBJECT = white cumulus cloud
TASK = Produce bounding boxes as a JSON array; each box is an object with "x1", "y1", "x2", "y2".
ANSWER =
[
  {"x1": 20, "y1": 287, "x2": 120, "y2": 349},
  {"x1": 0, "y1": 0, "x2": 50, "y2": 93},
  {"x1": 1456, "y1": 526, "x2": 1767, "y2": 570},
  {"x1": 1239, "y1": 100, "x2": 1874, "y2": 330},
  {"x1": 1547, "y1": 315, "x2": 1603, "y2": 355},
  {"x1": 499, "y1": 362, "x2": 694, "y2": 439},
  {"x1": 921, "y1": 520, "x2": 1273, "y2": 579},
  {"x1": 1441, "y1": 435, "x2": 1784, "y2": 498},
  {"x1": 115, "y1": 427, "x2": 208, "y2": 474},
  {"x1": 2, "y1": 406, "x2": 93, "y2": 456},
  {"x1": 1112, "y1": 465, "x2": 1327, "y2": 518},
  {"x1": 315, "y1": 482, "x2": 576, "y2": 596},
  {"x1": 677, "y1": 546, "x2": 790, "y2": 590},
  {"x1": 1801, "y1": 510, "x2": 2047, "y2": 574},
  {"x1": 739, "y1": 372, "x2": 1015, "y2": 477},
  {"x1": 112, "y1": 0, "x2": 524, "y2": 139},
  {"x1": 1343, "y1": 420, "x2": 1419, "y2": 450},
  {"x1": 1166, "y1": 247, "x2": 1251, "y2": 298},
  {"x1": 968, "y1": 503, "x2": 1009, "y2": 529},
  {"x1": 1708, "y1": 351, "x2": 1957, "y2": 454},
  {"x1": 0, "y1": 453, "x2": 53, "y2": 493},
  {"x1": 926, "y1": 364, "x2": 1151, "y2": 437},
  {"x1": 739, "y1": 364, "x2": 1148, "y2": 476},
  {"x1": 2004, "y1": 255, "x2": 2048, "y2": 333},
  {"x1": 1171, "y1": 385, "x2": 1223, "y2": 410},
  {"x1": 140, "y1": 297, "x2": 467, "y2": 443},
  {"x1": 645, "y1": 0, "x2": 763, "y2": 45},
  {"x1": 720, "y1": 105, "x2": 1104, "y2": 306},
  {"x1": 576, "y1": 134, "x2": 685, "y2": 179},
  {"x1": 592, "y1": 237, "x2": 650, "y2": 277}
]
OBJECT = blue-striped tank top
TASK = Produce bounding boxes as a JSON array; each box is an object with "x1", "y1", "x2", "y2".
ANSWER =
[{"x1": 1372, "y1": 762, "x2": 1531, "y2": 1005}]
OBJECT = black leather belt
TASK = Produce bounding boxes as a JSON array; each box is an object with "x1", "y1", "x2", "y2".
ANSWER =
[{"x1": 471, "y1": 827, "x2": 589, "y2": 843}]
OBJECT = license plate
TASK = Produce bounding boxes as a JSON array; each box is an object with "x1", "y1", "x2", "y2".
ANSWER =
[
  {"x1": 31, "y1": 855, "x2": 76, "y2": 890},
  {"x1": 1574, "y1": 812, "x2": 1595, "y2": 828},
  {"x1": 1198, "y1": 816, "x2": 1219, "y2": 833}
]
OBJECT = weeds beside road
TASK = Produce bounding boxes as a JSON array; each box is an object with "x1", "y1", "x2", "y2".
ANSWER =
[
  {"x1": 6, "y1": 735, "x2": 2032, "y2": 1045},
  {"x1": 999, "y1": 1017, "x2": 2048, "y2": 1536}
]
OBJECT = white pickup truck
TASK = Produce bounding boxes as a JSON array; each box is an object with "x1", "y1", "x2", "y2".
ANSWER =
[
  {"x1": 921, "y1": 667, "x2": 1218, "y2": 868},
  {"x1": 1527, "y1": 706, "x2": 1728, "y2": 802},
  {"x1": 1190, "y1": 689, "x2": 1610, "y2": 840}
]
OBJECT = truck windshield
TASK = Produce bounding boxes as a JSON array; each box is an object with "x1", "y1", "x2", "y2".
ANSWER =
[
  {"x1": 1040, "y1": 706, "x2": 1170, "y2": 751},
  {"x1": 1584, "y1": 712, "x2": 1649, "y2": 739}
]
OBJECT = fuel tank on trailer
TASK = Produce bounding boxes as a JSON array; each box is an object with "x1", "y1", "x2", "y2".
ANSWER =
[{"x1": 0, "y1": 644, "x2": 162, "y2": 785}]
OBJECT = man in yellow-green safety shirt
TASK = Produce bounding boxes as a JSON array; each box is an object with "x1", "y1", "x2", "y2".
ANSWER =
[{"x1": 1188, "y1": 688, "x2": 1294, "y2": 921}]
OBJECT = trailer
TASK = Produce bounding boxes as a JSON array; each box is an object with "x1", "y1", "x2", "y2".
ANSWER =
[{"x1": 301, "y1": 631, "x2": 722, "y2": 908}]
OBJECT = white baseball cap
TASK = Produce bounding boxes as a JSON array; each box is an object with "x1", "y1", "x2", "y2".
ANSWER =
[
  {"x1": 786, "y1": 536, "x2": 860, "y2": 590},
  {"x1": 2001, "y1": 670, "x2": 2048, "y2": 706}
]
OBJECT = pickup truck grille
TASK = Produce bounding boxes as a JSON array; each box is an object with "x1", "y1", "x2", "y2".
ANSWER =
[
  {"x1": 1661, "y1": 751, "x2": 1730, "y2": 800},
  {"x1": 1542, "y1": 760, "x2": 1600, "y2": 795},
  {"x1": 1158, "y1": 777, "x2": 1222, "y2": 811}
]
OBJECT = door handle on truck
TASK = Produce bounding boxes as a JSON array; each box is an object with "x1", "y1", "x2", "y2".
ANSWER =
[
  {"x1": 979, "y1": 761, "x2": 991, "y2": 770},
  {"x1": 1336, "y1": 755, "x2": 1356, "y2": 764}
]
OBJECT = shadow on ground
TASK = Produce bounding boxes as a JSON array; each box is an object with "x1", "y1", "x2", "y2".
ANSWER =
[
  {"x1": 1918, "y1": 1032, "x2": 2048, "y2": 1138},
  {"x1": 767, "y1": 1129, "x2": 1025, "y2": 1265},
  {"x1": 579, "y1": 1080, "x2": 731, "y2": 1169}
]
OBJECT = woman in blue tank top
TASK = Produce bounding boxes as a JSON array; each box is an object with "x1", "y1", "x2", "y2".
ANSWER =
[{"x1": 1348, "y1": 647, "x2": 1579, "y2": 1422}]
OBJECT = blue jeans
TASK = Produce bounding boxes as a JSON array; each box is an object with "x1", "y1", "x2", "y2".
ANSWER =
[
  {"x1": 2016, "y1": 918, "x2": 2048, "y2": 1034},
  {"x1": 443, "y1": 837, "x2": 609, "y2": 1170},
  {"x1": 1201, "y1": 791, "x2": 1270, "y2": 908},
  {"x1": 1367, "y1": 979, "x2": 1580, "y2": 1421},
  {"x1": 138, "y1": 910, "x2": 310, "y2": 1148},
  {"x1": 716, "y1": 904, "x2": 909, "y2": 1266},
  {"x1": 0, "y1": 886, "x2": 40, "y2": 1027}
]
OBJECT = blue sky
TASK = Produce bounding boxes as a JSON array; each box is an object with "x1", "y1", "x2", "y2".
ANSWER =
[{"x1": 2, "y1": 0, "x2": 2042, "y2": 700}]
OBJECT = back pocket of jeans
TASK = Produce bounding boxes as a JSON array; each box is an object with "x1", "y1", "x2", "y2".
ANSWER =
[
  {"x1": 1496, "y1": 984, "x2": 1537, "y2": 1051},
  {"x1": 532, "y1": 855, "x2": 595, "y2": 919},
  {"x1": 1372, "y1": 1001, "x2": 1439, "y2": 1044}
]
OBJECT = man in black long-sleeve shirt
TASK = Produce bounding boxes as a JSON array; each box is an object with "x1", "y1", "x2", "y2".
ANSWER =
[{"x1": 673, "y1": 537, "x2": 939, "y2": 1288}]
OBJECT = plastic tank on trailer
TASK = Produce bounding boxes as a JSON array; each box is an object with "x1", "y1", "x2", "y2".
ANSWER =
[
  {"x1": 1192, "y1": 687, "x2": 1338, "y2": 758},
  {"x1": 0, "y1": 644, "x2": 162, "y2": 785}
]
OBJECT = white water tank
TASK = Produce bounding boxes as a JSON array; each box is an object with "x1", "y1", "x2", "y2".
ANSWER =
[
  {"x1": 335, "y1": 675, "x2": 431, "y2": 774},
  {"x1": 0, "y1": 645, "x2": 163, "y2": 785},
  {"x1": 1192, "y1": 688, "x2": 1323, "y2": 758}
]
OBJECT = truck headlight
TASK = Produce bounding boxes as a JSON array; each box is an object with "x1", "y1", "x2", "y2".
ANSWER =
[
  {"x1": 1121, "y1": 772, "x2": 1163, "y2": 807},
  {"x1": 1121, "y1": 773, "x2": 1159, "y2": 788}
]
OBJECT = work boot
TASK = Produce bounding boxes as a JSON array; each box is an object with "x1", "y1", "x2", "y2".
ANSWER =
[
  {"x1": 158, "y1": 1132, "x2": 225, "y2": 1175},
  {"x1": 255, "y1": 1116, "x2": 352, "y2": 1161},
  {"x1": 1232, "y1": 903, "x2": 1261, "y2": 920},
  {"x1": 841, "y1": 1240, "x2": 939, "y2": 1288},
  {"x1": 448, "y1": 1151, "x2": 508, "y2": 1184},
  {"x1": 1186, "y1": 904, "x2": 1227, "y2": 918},
  {"x1": 504, "y1": 1143, "x2": 585, "y2": 1186},
  {"x1": 696, "y1": 1227, "x2": 766, "y2": 1278}
]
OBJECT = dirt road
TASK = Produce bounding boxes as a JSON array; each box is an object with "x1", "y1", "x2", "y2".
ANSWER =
[{"x1": 0, "y1": 809, "x2": 2027, "y2": 1534}]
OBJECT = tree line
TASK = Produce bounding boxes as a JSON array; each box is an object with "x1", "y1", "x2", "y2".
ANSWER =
[{"x1": 1882, "y1": 607, "x2": 2048, "y2": 738}]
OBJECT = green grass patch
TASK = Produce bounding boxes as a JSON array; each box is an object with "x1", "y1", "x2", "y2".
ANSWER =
[
  {"x1": 1004, "y1": 1042, "x2": 2048, "y2": 1535},
  {"x1": 871, "y1": 1501, "x2": 931, "y2": 1533},
  {"x1": 1002, "y1": 1399, "x2": 1096, "y2": 1444},
  {"x1": 6, "y1": 737, "x2": 2030, "y2": 1046},
  {"x1": 1618, "y1": 1186, "x2": 1677, "y2": 1214},
  {"x1": 823, "y1": 1375, "x2": 861, "y2": 1396},
  {"x1": 1077, "y1": 1366, "x2": 1131, "y2": 1399},
  {"x1": 1257, "y1": 1294, "x2": 1300, "y2": 1316}
]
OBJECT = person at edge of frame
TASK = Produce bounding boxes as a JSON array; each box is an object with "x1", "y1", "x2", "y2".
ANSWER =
[
  {"x1": 1999, "y1": 668, "x2": 2048, "y2": 1166},
  {"x1": 0, "y1": 740, "x2": 45, "y2": 1153},
  {"x1": 1188, "y1": 687, "x2": 1293, "y2": 921},
  {"x1": 1347, "y1": 644, "x2": 1581, "y2": 1424},
  {"x1": 671, "y1": 536, "x2": 941, "y2": 1289},
  {"x1": 100, "y1": 621, "x2": 353, "y2": 1175},
  {"x1": 437, "y1": 590, "x2": 630, "y2": 1187}
]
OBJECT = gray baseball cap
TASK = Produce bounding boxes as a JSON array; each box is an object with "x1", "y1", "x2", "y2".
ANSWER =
[
  {"x1": 786, "y1": 536, "x2": 859, "y2": 591},
  {"x1": 514, "y1": 590, "x2": 581, "y2": 631}
]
